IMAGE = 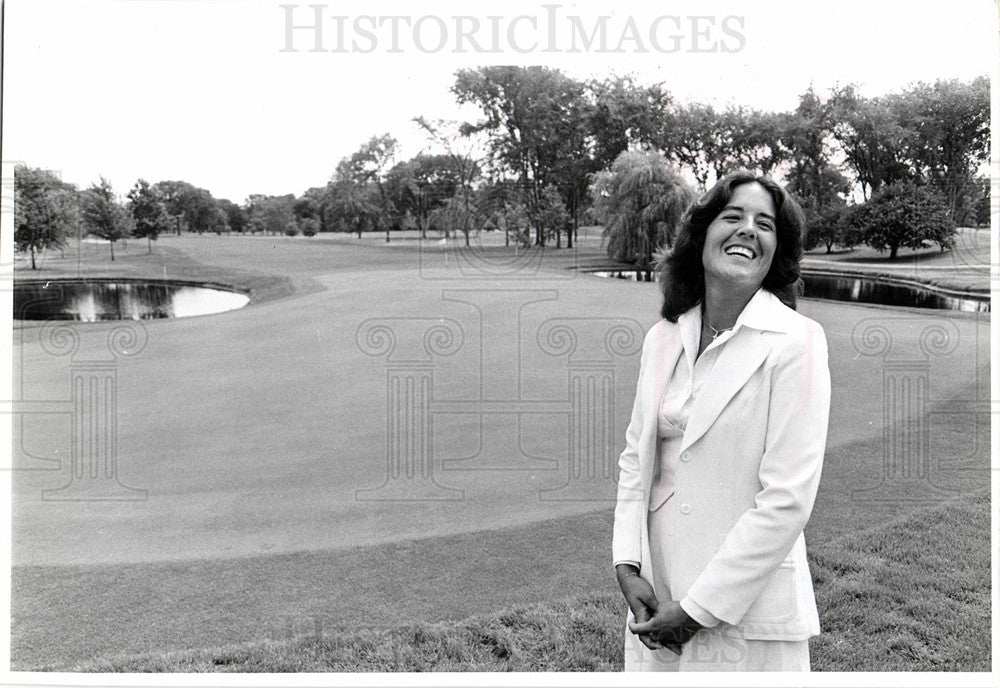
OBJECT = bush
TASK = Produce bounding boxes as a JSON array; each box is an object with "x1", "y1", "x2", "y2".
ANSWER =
[{"x1": 300, "y1": 217, "x2": 320, "y2": 237}]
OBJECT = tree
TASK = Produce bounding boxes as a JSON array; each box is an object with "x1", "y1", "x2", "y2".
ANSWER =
[
  {"x1": 474, "y1": 180, "x2": 531, "y2": 247},
  {"x1": 535, "y1": 185, "x2": 571, "y2": 248},
  {"x1": 246, "y1": 194, "x2": 296, "y2": 235},
  {"x1": 851, "y1": 181, "x2": 956, "y2": 259},
  {"x1": 972, "y1": 176, "x2": 990, "y2": 228},
  {"x1": 453, "y1": 66, "x2": 592, "y2": 247},
  {"x1": 713, "y1": 107, "x2": 787, "y2": 179},
  {"x1": 829, "y1": 86, "x2": 912, "y2": 201},
  {"x1": 299, "y1": 217, "x2": 320, "y2": 236},
  {"x1": 587, "y1": 75, "x2": 673, "y2": 171},
  {"x1": 414, "y1": 116, "x2": 487, "y2": 246},
  {"x1": 385, "y1": 153, "x2": 465, "y2": 238},
  {"x1": 335, "y1": 134, "x2": 399, "y2": 242},
  {"x1": 804, "y1": 201, "x2": 854, "y2": 254},
  {"x1": 887, "y1": 77, "x2": 989, "y2": 224},
  {"x1": 13, "y1": 166, "x2": 78, "y2": 269},
  {"x1": 127, "y1": 179, "x2": 173, "y2": 252},
  {"x1": 293, "y1": 187, "x2": 325, "y2": 231},
  {"x1": 427, "y1": 192, "x2": 477, "y2": 244},
  {"x1": 780, "y1": 87, "x2": 850, "y2": 217},
  {"x1": 658, "y1": 102, "x2": 721, "y2": 189},
  {"x1": 323, "y1": 180, "x2": 383, "y2": 237},
  {"x1": 82, "y1": 177, "x2": 132, "y2": 261},
  {"x1": 218, "y1": 198, "x2": 249, "y2": 233},
  {"x1": 590, "y1": 151, "x2": 695, "y2": 271},
  {"x1": 152, "y1": 180, "x2": 221, "y2": 234}
]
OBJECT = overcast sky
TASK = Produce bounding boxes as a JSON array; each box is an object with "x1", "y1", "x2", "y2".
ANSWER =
[{"x1": 3, "y1": 0, "x2": 997, "y2": 203}]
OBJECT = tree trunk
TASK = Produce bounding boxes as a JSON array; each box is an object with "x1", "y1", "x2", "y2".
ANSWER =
[
  {"x1": 148, "y1": 236, "x2": 153, "y2": 254},
  {"x1": 109, "y1": 241, "x2": 115, "y2": 261},
  {"x1": 889, "y1": 244, "x2": 898, "y2": 260},
  {"x1": 30, "y1": 245, "x2": 37, "y2": 269}
]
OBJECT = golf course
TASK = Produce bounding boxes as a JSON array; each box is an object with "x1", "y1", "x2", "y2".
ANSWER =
[{"x1": 9, "y1": 227, "x2": 991, "y2": 671}]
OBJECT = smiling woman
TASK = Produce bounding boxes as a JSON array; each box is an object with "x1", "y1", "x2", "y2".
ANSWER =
[{"x1": 613, "y1": 171, "x2": 830, "y2": 671}]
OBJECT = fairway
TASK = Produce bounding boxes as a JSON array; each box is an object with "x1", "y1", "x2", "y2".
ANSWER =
[{"x1": 10, "y1": 232, "x2": 991, "y2": 669}]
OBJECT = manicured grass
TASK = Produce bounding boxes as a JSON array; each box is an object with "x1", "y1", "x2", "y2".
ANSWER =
[{"x1": 48, "y1": 492, "x2": 990, "y2": 672}]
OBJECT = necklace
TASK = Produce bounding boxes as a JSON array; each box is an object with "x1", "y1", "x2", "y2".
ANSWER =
[{"x1": 703, "y1": 320, "x2": 732, "y2": 340}]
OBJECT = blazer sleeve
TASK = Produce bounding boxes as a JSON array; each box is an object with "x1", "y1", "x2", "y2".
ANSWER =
[
  {"x1": 611, "y1": 325, "x2": 655, "y2": 567},
  {"x1": 683, "y1": 320, "x2": 831, "y2": 625}
]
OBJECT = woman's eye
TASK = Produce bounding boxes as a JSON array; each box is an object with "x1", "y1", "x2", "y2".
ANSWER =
[{"x1": 759, "y1": 221, "x2": 775, "y2": 231}]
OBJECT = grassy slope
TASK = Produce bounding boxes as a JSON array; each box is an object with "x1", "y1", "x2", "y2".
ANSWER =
[{"x1": 54, "y1": 492, "x2": 990, "y2": 672}]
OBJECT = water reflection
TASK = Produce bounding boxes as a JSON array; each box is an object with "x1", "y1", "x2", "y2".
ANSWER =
[
  {"x1": 590, "y1": 269, "x2": 988, "y2": 313},
  {"x1": 14, "y1": 280, "x2": 250, "y2": 321}
]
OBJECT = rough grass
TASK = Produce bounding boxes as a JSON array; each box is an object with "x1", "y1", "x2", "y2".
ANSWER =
[
  {"x1": 37, "y1": 492, "x2": 990, "y2": 673},
  {"x1": 807, "y1": 491, "x2": 991, "y2": 671}
]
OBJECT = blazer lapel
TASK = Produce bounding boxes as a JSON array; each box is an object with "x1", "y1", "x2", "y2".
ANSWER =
[
  {"x1": 638, "y1": 323, "x2": 684, "y2": 488},
  {"x1": 679, "y1": 329, "x2": 772, "y2": 453},
  {"x1": 646, "y1": 324, "x2": 684, "y2": 419}
]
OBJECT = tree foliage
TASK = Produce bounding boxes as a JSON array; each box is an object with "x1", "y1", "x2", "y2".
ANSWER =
[
  {"x1": 887, "y1": 77, "x2": 990, "y2": 224},
  {"x1": 246, "y1": 194, "x2": 297, "y2": 235},
  {"x1": 385, "y1": 153, "x2": 467, "y2": 238},
  {"x1": 851, "y1": 181, "x2": 956, "y2": 259},
  {"x1": 152, "y1": 180, "x2": 224, "y2": 234},
  {"x1": 453, "y1": 66, "x2": 593, "y2": 247},
  {"x1": 587, "y1": 76, "x2": 673, "y2": 171},
  {"x1": 829, "y1": 86, "x2": 912, "y2": 201},
  {"x1": 590, "y1": 151, "x2": 695, "y2": 270},
  {"x1": 335, "y1": 134, "x2": 399, "y2": 241},
  {"x1": 14, "y1": 166, "x2": 78, "y2": 269},
  {"x1": 127, "y1": 179, "x2": 173, "y2": 252},
  {"x1": 82, "y1": 177, "x2": 133, "y2": 261},
  {"x1": 323, "y1": 180, "x2": 383, "y2": 237}
]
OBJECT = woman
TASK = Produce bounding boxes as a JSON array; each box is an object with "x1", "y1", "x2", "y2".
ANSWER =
[{"x1": 612, "y1": 171, "x2": 831, "y2": 671}]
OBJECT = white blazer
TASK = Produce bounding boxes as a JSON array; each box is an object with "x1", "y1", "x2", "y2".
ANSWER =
[{"x1": 612, "y1": 288, "x2": 831, "y2": 641}]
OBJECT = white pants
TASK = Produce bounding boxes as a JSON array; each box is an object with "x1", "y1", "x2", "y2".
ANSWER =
[{"x1": 623, "y1": 505, "x2": 811, "y2": 672}]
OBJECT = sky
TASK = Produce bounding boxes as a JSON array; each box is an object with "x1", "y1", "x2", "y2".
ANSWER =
[{"x1": 3, "y1": 0, "x2": 997, "y2": 203}]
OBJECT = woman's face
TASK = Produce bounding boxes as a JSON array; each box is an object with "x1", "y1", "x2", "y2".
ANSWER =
[{"x1": 701, "y1": 182, "x2": 778, "y2": 292}]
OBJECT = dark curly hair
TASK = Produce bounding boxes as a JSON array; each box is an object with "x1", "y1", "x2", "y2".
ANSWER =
[{"x1": 655, "y1": 171, "x2": 805, "y2": 322}]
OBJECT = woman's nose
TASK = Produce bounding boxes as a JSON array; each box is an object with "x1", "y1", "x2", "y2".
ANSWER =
[{"x1": 736, "y1": 219, "x2": 757, "y2": 237}]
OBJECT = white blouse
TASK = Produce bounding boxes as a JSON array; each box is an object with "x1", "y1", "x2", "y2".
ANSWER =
[{"x1": 649, "y1": 307, "x2": 739, "y2": 512}]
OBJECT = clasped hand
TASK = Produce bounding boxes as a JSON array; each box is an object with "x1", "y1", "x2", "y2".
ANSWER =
[{"x1": 617, "y1": 569, "x2": 704, "y2": 656}]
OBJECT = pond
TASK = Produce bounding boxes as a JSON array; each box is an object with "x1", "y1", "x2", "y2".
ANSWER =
[
  {"x1": 14, "y1": 279, "x2": 251, "y2": 322},
  {"x1": 590, "y1": 269, "x2": 989, "y2": 313}
]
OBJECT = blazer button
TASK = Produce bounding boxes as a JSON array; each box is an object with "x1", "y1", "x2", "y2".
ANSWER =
[
  {"x1": 680, "y1": 452, "x2": 691, "y2": 462},
  {"x1": 680, "y1": 504, "x2": 691, "y2": 515}
]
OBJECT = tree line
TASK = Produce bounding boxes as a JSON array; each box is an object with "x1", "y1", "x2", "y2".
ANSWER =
[{"x1": 14, "y1": 68, "x2": 989, "y2": 269}]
